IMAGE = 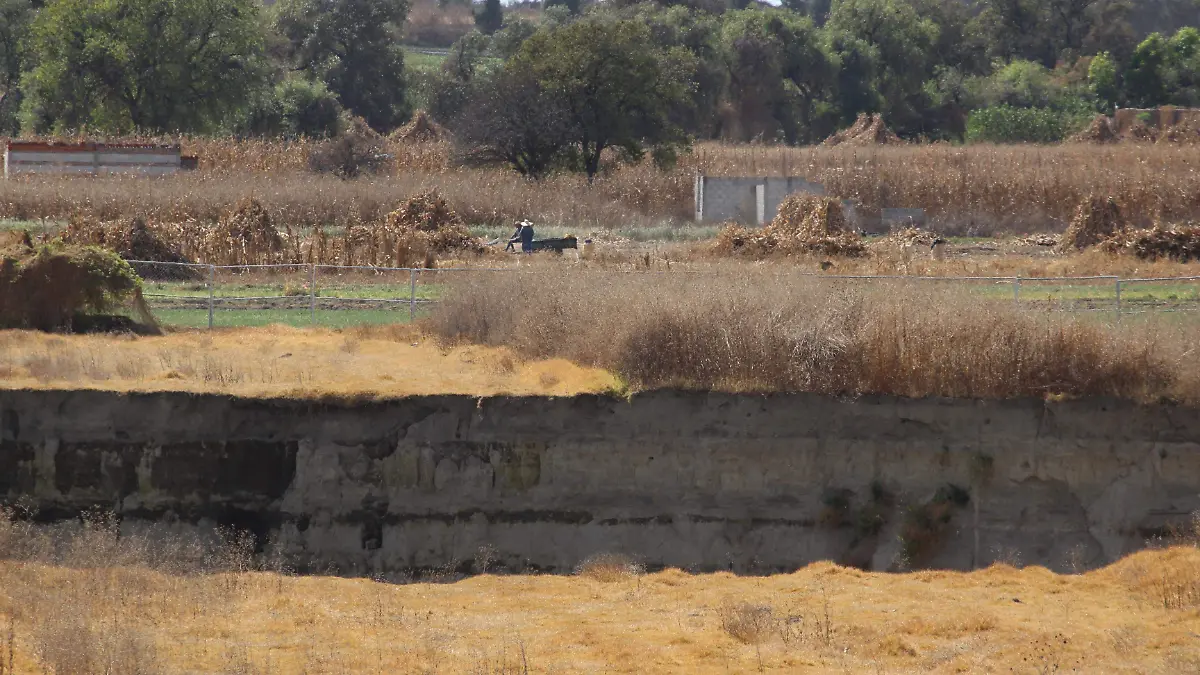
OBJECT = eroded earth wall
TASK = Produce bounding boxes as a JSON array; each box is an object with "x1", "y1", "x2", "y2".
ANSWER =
[{"x1": 2, "y1": 390, "x2": 1198, "y2": 574}]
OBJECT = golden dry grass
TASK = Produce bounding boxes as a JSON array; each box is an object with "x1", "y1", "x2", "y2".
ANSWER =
[
  {"x1": 2, "y1": 545, "x2": 1199, "y2": 674},
  {"x1": 0, "y1": 325, "x2": 618, "y2": 398},
  {"x1": 430, "y1": 267, "x2": 1200, "y2": 401}
]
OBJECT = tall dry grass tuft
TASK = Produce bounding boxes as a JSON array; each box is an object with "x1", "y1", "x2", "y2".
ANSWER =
[{"x1": 428, "y1": 268, "x2": 1194, "y2": 401}]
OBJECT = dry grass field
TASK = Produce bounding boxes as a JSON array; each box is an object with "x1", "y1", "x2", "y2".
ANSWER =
[
  {"x1": 5, "y1": 140, "x2": 1200, "y2": 234},
  {"x1": 1, "y1": 511, "x2": 1198, "y2": 675},
  {"x1": 4, "y1": 138, "x2": 1200, "y2": 675},
  {"x1": 0, "y1": 325, "x2": 618, "y2": 398},
  {"x1": 431, "y1": 268, "x2": 1200, "y2": 402}
]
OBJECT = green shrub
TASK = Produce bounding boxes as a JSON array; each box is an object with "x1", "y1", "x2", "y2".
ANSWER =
[
  {"x1": 966, "y1": 105, "x2": 1091, "y2": 144},
  {"x1": 0, "y1": 242, "x2": 146, "y2": 331}
]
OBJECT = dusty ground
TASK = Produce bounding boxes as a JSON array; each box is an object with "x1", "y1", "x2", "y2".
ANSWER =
[
  {"x1": 1, "y1": 547, "x2": 1198, "y2": 674},
  {"x1": 0, "y1": 325, "x2": 619, "y2": 398}
]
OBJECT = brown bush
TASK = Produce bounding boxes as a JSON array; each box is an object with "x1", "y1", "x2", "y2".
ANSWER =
[
  {"x1": 0, "y1": 242, "x2": 146, "y2": 332},
  {"x1": 574, "y1": 553, "x2": 643, "y2": 583},
  {"x1": 428, "y1": 269, "x2": 1186, "y2": 401},
  {"x1": 1059, "y1": 196, "x2": 1125, "y2": 251},
  {"x1": 714, "y1": 194, "x2": 866, "y2": 259}
]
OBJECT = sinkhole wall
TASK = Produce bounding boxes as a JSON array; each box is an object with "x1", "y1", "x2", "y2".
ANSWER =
[{"x1": 1, "y1": 390, "x2": 1198, "y2": 575}]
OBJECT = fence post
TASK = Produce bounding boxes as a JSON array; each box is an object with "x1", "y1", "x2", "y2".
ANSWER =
[
  {"x1": 309, "y1": 264, "x2": 316, "y2": 326},
  {"x1": 207, "y1": 265, "x2": 215, "y2": 330},
  {"x1": 1013, "y1": 276, "x2": 1020, "y2": 306},
  {"x1": 409, "y1": 268, "x2": 417, "y2": 323},
  {"x1": 1115, "y1": 278, "x2": 1122, "y2": 319}
]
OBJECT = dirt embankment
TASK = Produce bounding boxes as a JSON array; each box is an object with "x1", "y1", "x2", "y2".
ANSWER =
[{"x1": 2, "y1": 389, "x2": 1197, "y2": 576}]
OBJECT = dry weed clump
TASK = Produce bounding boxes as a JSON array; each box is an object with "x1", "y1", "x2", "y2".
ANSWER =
[
  {"x1": 1058, "y1": 196, "x2": 1125, "y2": 251},
  {"x1": 428, "y1": 269, "x2": 1188, "y2": 401},
  {"x1": 822, "y1": 113, "x2": 906, "y2": 147},
  {"x1": 715, "y1": 194, "x2": 866, "y2": 259},
  {"x1": 327, "y1": 190, "x2": 482, "y2": 267},
  {"x1": 1098, "y1": 223, "x2": 1200, "y2": 262},
  {"x1": 55, "y1": 216, "x2": 199, "y2": 281},
  {"x1": 574, "y1": 553, "x2": 644, "y2": 583},
  {"x1": 200, "y1": 198, "x2": 287, "y2": 266}
]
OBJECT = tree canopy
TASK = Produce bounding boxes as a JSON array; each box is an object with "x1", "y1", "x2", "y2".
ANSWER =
[
  {"x1": 22, "y1": 0, "x2": 263, "y2": 133},
  {"x1": 274, "y1": 0, "x2": 411, "y2": 131},
  {"x1": 508, "y1": 17, "x2": 694, "y2": 179}
]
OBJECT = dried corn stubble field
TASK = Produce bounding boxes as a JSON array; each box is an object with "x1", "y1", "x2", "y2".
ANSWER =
[
  {"x1": 6, "y1": 141, "x2": 1200, "y2": 234},
  {"x1": 1, "y1": 513, "x2": 1199, "y2": 675},
  {"x1": 0, "y1": 325, "x2": 618, "y2": 398}
]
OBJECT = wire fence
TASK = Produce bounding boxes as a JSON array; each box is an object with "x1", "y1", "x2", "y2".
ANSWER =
[{"x1": 127, "y1": 260, "x2": 1200, "y2": 329}]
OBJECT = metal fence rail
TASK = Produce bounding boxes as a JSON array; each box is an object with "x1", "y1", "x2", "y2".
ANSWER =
[{"x1": 126, "y1": 260, "x2": 1200, "y2": 329}]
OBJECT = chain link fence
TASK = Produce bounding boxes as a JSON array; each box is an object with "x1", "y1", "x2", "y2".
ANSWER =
[{"x1": 128, "y1": 261, "x2": 1200, "y2": 329}]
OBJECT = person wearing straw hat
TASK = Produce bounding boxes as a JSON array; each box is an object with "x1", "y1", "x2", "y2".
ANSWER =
[{"x1": 506, "y1": 220, "x2": 535, "y2": 253}]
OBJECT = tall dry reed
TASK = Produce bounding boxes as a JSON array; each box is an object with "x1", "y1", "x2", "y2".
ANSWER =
[
  {"x1": 4, "y1": 139, "x2": 1200, "y2": 233},
  {"x1": 427, "y1": 268, "x2": 1195, "y2": 402}
]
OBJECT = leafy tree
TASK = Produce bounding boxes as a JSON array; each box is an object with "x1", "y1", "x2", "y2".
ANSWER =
[
  {"x1": 511, "y1": 18, "x2": 694, "y2": 180},
  {"x1": 444, "y1": 31, "x2": 492, "y2": 83},
  {"x1": 978, "y1": 0, "x2": 1056, "y2": 66},
  {"x1": 720, "y1": 8, "x2": 835, "y2": 143},
  {"x1": 624, "y1": 3, "x2": 726, "y2": 139},
  {"x1": 1088, "y1": 51, "x2": 1120, "y2": 108},
  {"x1": 826, "y1": 0, "x2": 939, "y2": 135},
  {"x1": 1083, "y1": 0, "x2": 1137, "y2": 66},
  {"x1": 22, "y1": 0, "x2": 264, "y2": 133},
  {"x1": 239, "y1": 76, "x2": 344, "y2": 138},
  {"x1": 475, "y1": 0, "x2": 503, "y2": 35},
  {"x1": 491, "y1": 16, "x2": 539, "y2": 59},
  {"x1": 452, "y1": 69, "x2": 572, "y2": 178},
  {"x1": 826, "y1": 31, "x2": 882, "y2": 123},
  {"x1": 1126, "y1": 32, "x2": 1170, "y2": 105},
  {"x1": 0, "y1": 0, "x2": 31, "y2": 133},
  {"x1": 543, "y1": 0, "x2": 579, "y2": 14},
  {"x1": 275, "y1": 0, "x2": 411, "y2": 131}
]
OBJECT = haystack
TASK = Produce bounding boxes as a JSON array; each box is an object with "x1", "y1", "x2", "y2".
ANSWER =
[
  {"x1": 884, "y1": 226, "x2": 938, "y2": 248},
  {"x1": 57, "y1": 216, "x2": 199, "y2": 280},
  {"x1": 1100, "y1": 224, "x2": 1200, "y2": 262},
  {"x1": 1071, "y1": 116, "x2": 1118, "y2": 144},
  {"x1": 59, "y1": 216, "x2": 189, "y2": 264},
  {"x1": 1020, "y1": 233, "x2": 1060, "y2": 247},
  {"x1": 1058, "y1": 196, "x2": 1124, "y2": 252},
  {"x1": 205, "y1": 198, "x2": 285, "y2": 266},
  {"x1": 715, "y1": 194, "x2": 866, "y2": 258},
  {"x1": 338, "y1": 190, "x2": 481, "y2": 267},
  {"x1": 392, "y1": 109, "x2": 449, "y2": 143},
  {"x1": 823, "y1": 113, "x2": 905, "y2": 147},
  {"x1": 0, "y1": 241, "x2": 154, "y2": 332}
]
